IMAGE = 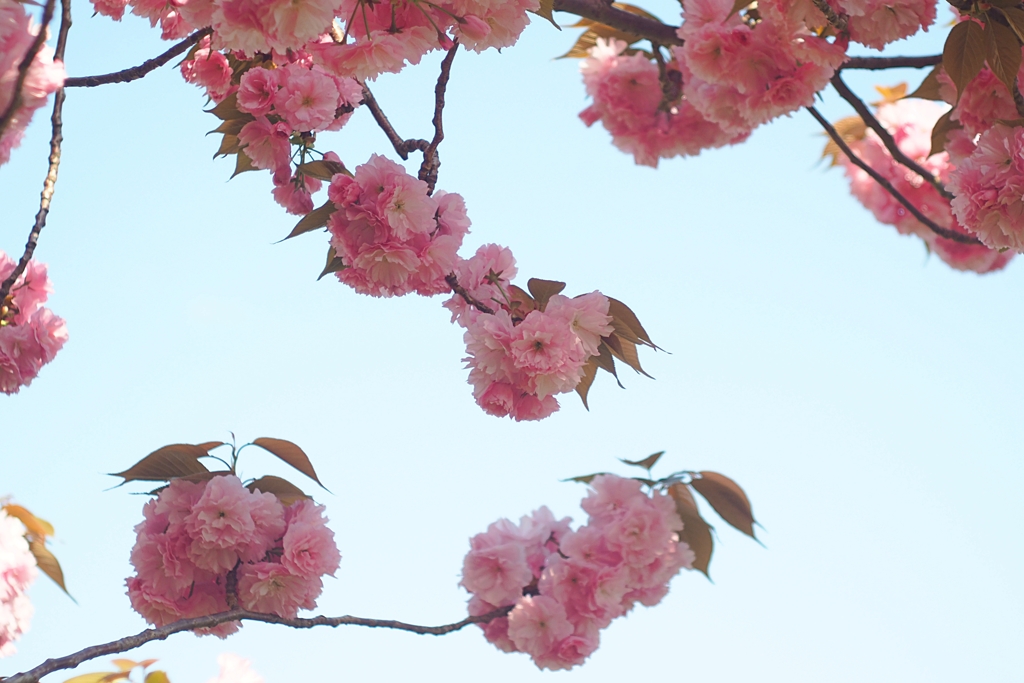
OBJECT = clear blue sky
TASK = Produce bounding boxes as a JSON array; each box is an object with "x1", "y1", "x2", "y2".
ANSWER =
[{"x1": 2, "y1": 3, "x2": 1022, "y2": 682}]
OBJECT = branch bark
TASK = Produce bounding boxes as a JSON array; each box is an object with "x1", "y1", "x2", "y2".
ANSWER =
[
  {"x1": 0, "y1": 0, "x2": 58, "y2": 139},
  {"x1": 552, "y1": 0, "x2": 682, "y2": 45},
  {"x1": 806, "y1": 106, "x2": 982, "y2": 246},
  {"x1": 63, "y1": 28, "x2": 212, "y2": 88},
  {"x1": 3, "y1": 605, "x2": 513, "y2": 683},
  {"x1": 419, "y1": 41, "x2": 458, "y2": 194},
  {"x1": 0, "y1": 0, "x2": 71, "y2": 307},
  {"x1": 359, "y1": 84, "x2": 428, "y2": 160},
  {"x1": 830, "y1": 73, "x2": 953, "y2": 201},
  {"x1": 839, "y1": 54, "x2": 941, "y2": 70},
  {"x1": 445, "y1": 274, "x2": 496, "y2": 314}
]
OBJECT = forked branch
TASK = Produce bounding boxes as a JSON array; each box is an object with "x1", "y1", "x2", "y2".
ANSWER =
[
  {"x1": 0, "y1": 0, "x2": 58, "y2": 139},
  {"x1": 64, "y1": 28, "x2": 212, "y2": 88}
]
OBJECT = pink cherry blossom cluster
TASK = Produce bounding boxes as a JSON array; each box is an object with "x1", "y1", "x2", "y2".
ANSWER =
[
  {"x1": 0, "y1": 253, "x2": 69, "y2": 395},
  {"x1": 443, "y1": 245, "x2": 614, "y2": 421},
  {"x1": 579, "y1": 38, "x2": 748, "y2": 167},
  {"x1": 936, "y1": 59, "x2": 1023, "y2": 139},
  {"x1": 673, "y1": 0, "x2": 848, "y2": 142},
  {"x1": 838, "y1": 99, "x2": 1013, "y2": 273},
  {"x1": 0, "y1": 508, "x2": 36, "y2": 657},
  {"x1": 826, "y1": 0, "x2": 936, "y2": 50},
  {"x1": 326, "y1": 154, "x2": 470, "y2": 296},
  {"x1": 127, "y1": 475, "x2": 340, "y2": 637},
  {"x1": 207, "y1": 653, "x2": 263, "y2": 683},
  {"x1": 0, "y1": 0, "x2": 66, "y2": 167},
  {"x1": 462, "y1": 475, "x2": 694, "y2": 670}
]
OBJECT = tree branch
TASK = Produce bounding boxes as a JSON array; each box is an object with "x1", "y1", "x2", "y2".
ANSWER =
[
  {"x1": 840, "y1": 54, "x2": 941, "y2": 70},
  {"x1": 0, "y1": 0, "x2": 70, "y2": 307},
  {"x1": 806, "y1": 106, "x2": 982, "y2": 246},
  {"x1": 830, "y1": 73, "x2": 953, "y2": 201},
  {"x1": 359, "y1": 84, "x2": 428, "y2": 160},
  {"x1": 445, "y1": 274, "x2": 496, "y2": 314},
  {"x1": 63, "y1": 28, "x2": 212, "y2": 88},
  {"x1": 810, "y1": 0, "x2": 848, "y2": 31},
  {"x1": 3, "y1": 606, "x2": 513, "y2": 683},
  {"x1": 419, "y1": 41, "x2": 457, "y2": 194},
  {"x1": 552, "y1": 0, "x2": 682, "y2": 45},
  {"x1": 0, "y1": 0, "x2": 58, "y2": 139}
]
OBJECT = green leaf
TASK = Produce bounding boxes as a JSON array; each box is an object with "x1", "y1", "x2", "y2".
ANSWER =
[
  {"x1": 247, "y1": 475, "x2": 310, "y2": 505},
  {"x1": 251, "y1": 437, "x2": 327, "y2": 488},
  {"x1": 620, "y1": 451, "x2": 665, "y2": 471},
  {"x1": 668, "y1": 483, "x2": 714, "y2": 578},
  {"x1": 526, "y1": 278, "x2": 566, "y2": 310},
  {"x1": 984, "y1": 15, "x2": 1022, "y2": 93},
  {"x1": 110, "y1": 445, "x2": 210, "y2": 483},
  {"x1": 285, "y1": 202, "x2": 336, "y2": 241},
  {"x1": 144, "y1": 672, "x2": 171, "y2": 683},
  {"x1": 942, "y1": 20, "x2": 987, "y2": 101},
  {"x1": 690, "y1": 471, "x2": 757, "y2": 538},
  {"x1": 905, "y1": 65, "x2": 944, "y2": 101}
]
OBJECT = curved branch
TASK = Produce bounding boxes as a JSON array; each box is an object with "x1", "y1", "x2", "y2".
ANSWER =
[
  {"x1": 63, "y1": 28, "x2": 212, "y2": 88},
  {"x1": 830, "y1": 73, "x2": 953, "y2": 201},
  {"x1": 3, "y1": 605, "x2": 513, "y2": 683},
  {"x1": 419, "y1": 41, "x2": 458, "y2": 194},
  {"x1": 445, "y1": 274, "x2": 496, "y2": 314},
  {"x1": 0, "y1": 0, "x2": 70, "y2": 307},
  {"x1": 806, "y1": 106, "x2": 982, "y2": 246},
  {"x1": 0, "y1": 0, "x2": 58, "y2": 139},
  {"x1": 840, "y1": 54, "x2": 941, "y2": 70},
  {"x1": 552, "y1": 0, "x2": 682, "y2": 45}
]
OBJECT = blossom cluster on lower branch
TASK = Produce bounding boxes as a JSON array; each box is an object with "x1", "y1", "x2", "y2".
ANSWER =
[{"x1": 0, "y1": 508, "x2": 36, "y2": 657}]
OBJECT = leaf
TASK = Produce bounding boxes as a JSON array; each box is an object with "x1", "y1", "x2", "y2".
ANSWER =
[
  {"x1": 607, "y1": 298, "x2": 656, "y2": 348},
  {"x1": 690, "y1": 471, "x2": 756, "y2": 538},
  {"x1": 194, "y1": 441, "x2": 226, "y2": 452},
  {"x1": 872, "y1": 82, "x2": 907, "y2": 105},
  {"x1": 144, "y1": 671, "x2": 170, "y2": 683},
  {"x1": 620, "y1": 451, "x2": 665, "y2": 471},
  {"x1": 110, "y1": 445, "x2": 210, "y2": 483},
  {"x1": 285, "y1": 202, "x2": 336, "y2": 241},
  {"x1": 562, "y1": 472, "x2": 610, "y2": 484},
  {"x1": 559, "y1": 4, "x2": 663, "y2": 58},
  {"x1": 251, "y1": 437, "x2": 326, "y2": 488},
  {"x1": 212, "y1": 134, "x2": 240, "y2": 159},
  {"x1": 820, "y1": 114, "x2": 869, "y2": 166},
  {"x1": 2, "y1": 504, "x2": 54, "y2": 539},
  {"x1": 905, "y1": 66, "x2": 944, "y2": 101},
  {"x1": 575, "y1": 358, "x2": 598, "y2": 410},
  {"x1": 205, "y1": 92, "x2": 241, "y2": 121},
  {"x1": 930, "y1": 108, "x2": 963, "y2": 156},
  {"x1": 592, "y1": 341, "x2": 622, "y2": 386},
  {"x1": 29, "y1": 538, "x2": 72, "y2": 597},
  {"x1": 231, "y1": 149, "x2": 257, "y2": 178},
  {"x1": 942, "y1": 20, "x2": 987, "y2": 101},
  {"x1": 207, "y1": 116, "x2": 252, "y2": 137},
  {"x1": 295, "y1": 160, "x2": 347, "y2": 181},
  {"x1": 318, "y1": 245, "x2": 346, "y2": 280},
  {"x1": 668, "y1": 483, "x2": 714, "y2": 578},
  {"x1": 64, "y1": 674, "x2": 116, "y2": 683},
  {"x1": 984, "y1": 16, "x2": 1022, "y2": 93},
  {"x1": 530, "y1": 0, "x2": 560, "y2": 28},
  {"x1": 526, "y1": 278, "x2": 566, "y2": 310},
  {"x1": 606, "y1": 335, "x2": 653, "y2": 378},
  {"x1": 247, "y1": 475, "x2": 310, "y2": 505},
  {"x1": 727, "y1": 0, "x2": 753, "y2": 19},
  {"x1": 110, "y1": 661, "x2": 139, "y2": 672},
  {"x1": 1001, "y1": 6, "x2": 1024, "y2": 44}
]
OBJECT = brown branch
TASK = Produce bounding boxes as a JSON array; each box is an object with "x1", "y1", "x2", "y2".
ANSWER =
[
  {"x1": 63, "y1": 28, "x2": 211, "y2": 88},
  {"x1": 359, "y1": 84, "x2": 429, "y2": 160},
  {"x1": 810, "y1": 0, "x2": 848, "y2": 31},
  {"x1": 840, "y1": 54, "x2": 941, "y2": 70},
  {"x1": 830, "y1": 73, "x2": 954, "y2": 201},
  {"x1": 3, "y1": 605, "x2": 513, "y2": 683},
  {"x1": 0, "y1": 0, "x2": 58, "y2": 139},
  {"x1": 806, "y1": 106, "x2": 982, "y2": 245},
  {"x1": 445, "y1": 274, "x2": 496, "y2": 314},
  {"x1": 419, "y1": 41, "x2": 458, "y2": 194},
  {"x1": 551, "y1": 0, "x2": 681, "y2": 45},
  {"x1": 0, "y1": 0, "x2": 70, "y2": 307}
]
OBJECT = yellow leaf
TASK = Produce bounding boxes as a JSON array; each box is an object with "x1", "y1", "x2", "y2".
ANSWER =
[
  {"x1": 872, "y1": 82, "x2": 907, "y2": 105},
  {"x1": 2, "y1": 504, "x2": 54, "y2": 539},
  {"x1": 64, "y1": 674, "x2": 112, "y2": 683},
  {"x1": 110, "y1": 660, "x2": 138, "y2": 672},
  {"x1": 145, "y1": 671, "x2": 171, "y2": 683},
  {"x1": 820, "y1": 115, "x2": 868, "y2": 166}
]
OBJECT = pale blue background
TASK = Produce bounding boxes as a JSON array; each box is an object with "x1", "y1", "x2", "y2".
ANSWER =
[{"x1": 2, "y1": 3, "x2": 1022, "y2": 681}]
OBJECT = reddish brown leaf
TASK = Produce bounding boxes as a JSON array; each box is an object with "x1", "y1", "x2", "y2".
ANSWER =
[
  {"x1": 205, "y1": 92, "x2": 240, "y2": 121},
  {"x1": 984, "y1": 16, "x2": 1022, "y2": 93},
  {"x1": 563, "y1": 472, "x2": 610, "y2": 484},
  {"x1": 606, "y1": 335, "x2": 653, "y2": 378},
  {"x1": 906, "y1": 65, "x2": 944, "y2": 101},
  {"x1": 212, "y1": 134, "x2": 240, "y2": 159},
  {"x1": 575, "y1": 358, "x2": 598, "y2": 410},
  {"x1": 295, "y1": 160, "x2": 347, "y2": 181},
  {"x1": 620, "y1": 451, "x2": 665, "y2": 471},
  {"x1": 943, "y1": 20, "x2": 987, "y2": 101},
  {"x1": 669, "y1": 483, "x2": 714, "y2": 578},
  {"x1": 207, "y1": 116, "x2": 252, "y2": 137},
  {"x1": 110, "y1": 445, "x2": 210, "y2": 483},
  {"x1": 318, "y1": 245, "x2": 347, "y2": 281},
  {"x1": 526, "y1": 278, "x2": 567, "y2": 310},
  {"x1": 231, "y1": 149, "x2": 257, "y2": 178},
  {"x1": 284, "y1": 201, "x2": 336, "y2": 240},
  {"x1": 691, "y1": 471, "x2": 757, "y2": 538},
  {"x1": 194, "y1": 441, "x2": 225, "y2": 453},
  {"x1": 507, "y1": 285, "x2": 536, "y2": 316},
  {"x1": 607, "y1": 298, "x2": 656, "y2": 348},
  {"x1": 247, "y1": 475, "x2": 310, "y2": 505},
  {"x1": 251, "y1": 437, "x2": 325, "y2": 488},
  {"x1": 592, "y1": 341, "x2": 622, "y2": 386},
  {"x1": 930, "y1": 108, "x2": 963, "y2": 156},
  {"x1": 29, "y1": 538, "x2": 71, "y2": 597}
]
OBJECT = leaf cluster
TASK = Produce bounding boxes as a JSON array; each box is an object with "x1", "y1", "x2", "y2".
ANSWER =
[
  {"x1": 1, "y1": 502, "x2": 71, "y2": 598},
  {"x1": 64, "y1": 658, "x2": 168, "y2": 683},
  {"x1": 558, "y1": 3, "x2": 663, "y2": 59},
  {"x1": 566, "y1": 452, "x2": 757, "y2": 577}
]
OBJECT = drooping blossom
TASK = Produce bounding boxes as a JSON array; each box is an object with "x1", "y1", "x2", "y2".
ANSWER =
[
  {"x1": 127, "y1": 475, "x2": 340, "y2": 637},
  {"x1": 461, "y1": 475, "x2": 693, "y2": 670},
  {"x1": 0, "y1": 509, "x2": 36, "y2": 657}
]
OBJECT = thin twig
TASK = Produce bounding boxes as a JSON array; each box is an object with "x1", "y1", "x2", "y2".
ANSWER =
[
  {"x1": 3, "y1": 606, "x2": 513, "y2": 683},
  {"x1": 552, "y1": 0, "x2": 681, "y2": 45},
  {"x1": 830, "y1": 73, "x2": 953, "y2": 201},
  {"x1": 0, "y1": 0, "x2": 58, "y2": 139},
  {"x1": 0, "y1": 0, "x2": 71, "y2": 307},
  {"x1": 419, "y1": 42, "x2": 458, "y2": 194},
  {"x1": 359, "y1": 84, "x2": 429, "y2": 160},
  {"x1": 445, "y1": 274, "x2": 496, "y2": 314},
  {"x1": 840, "y1": 55, "x2": 941, "y2": 70},
  {"x1": 810, "y1": 0, "x2": 847, "y2": 31},
  {"x1": 806, "y1": 106, "x2": 982, "y2": 246},
  {"x1": 63, "y1": 28, "x2": 211, "y2": 88}
]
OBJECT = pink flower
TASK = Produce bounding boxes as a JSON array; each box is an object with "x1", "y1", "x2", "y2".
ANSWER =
[
  {"x1": 206, "y1": 653, "x2": 263, "y2": 683},
  {"x1": 237, "y1": 117, "x2": 292, "y2": 172},
  {"x1": 276, "y1": 65, "x2": 342, "y2": 132},
  {"x1": 510, "y1": 310, "x2": 586, "y2": 399},
  {"x1": 185, "y1": 476, "x2": 262, "y2": 572},
  {"x1": 281, "y1": 500, "x2": 341, "y2": 578},
  {"x1": 237, "y1": 67, "x2": 280, "y2": 117},
  {"x1": 237, "y1": 562, "x2": 322, "y2": 618},
  {"x1": 461, "y1": 542, "x2": 533, "y2": 607},
  {"x1": 507, "y1": 595, "x2": 574, "y2": 657},
  {"x1": 0, "y1": 510, "x2": 37, "y2": 656}
]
